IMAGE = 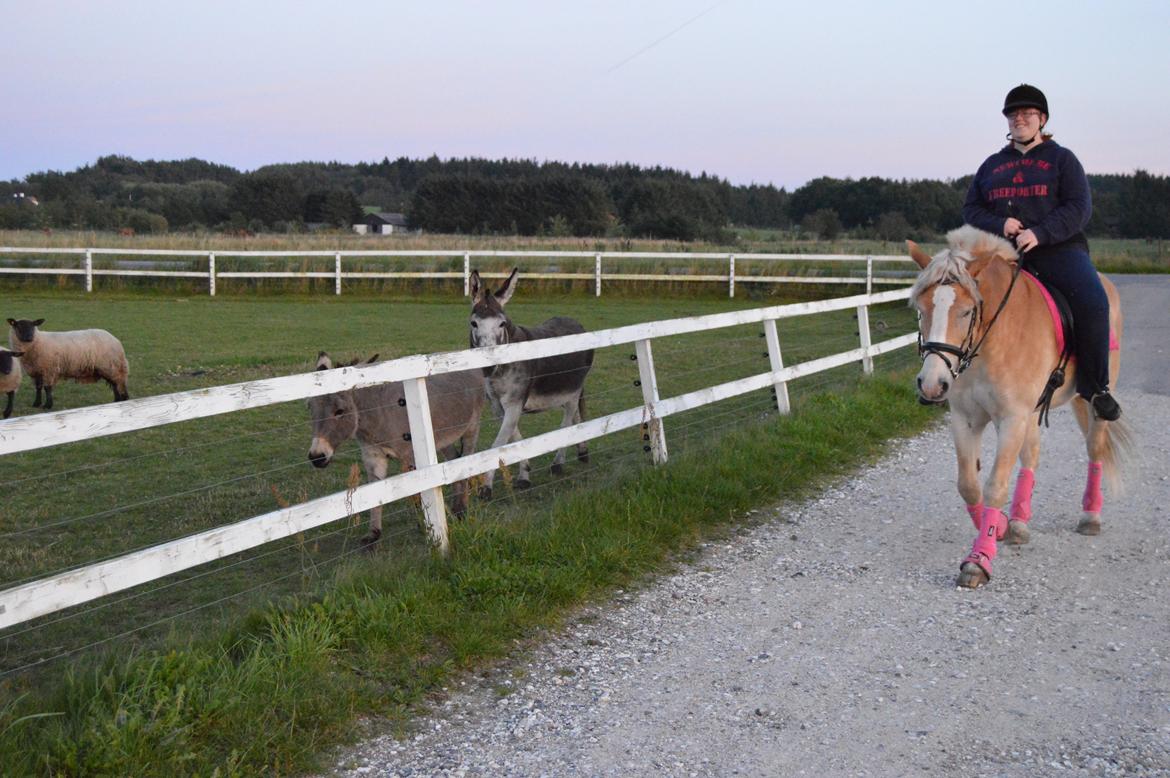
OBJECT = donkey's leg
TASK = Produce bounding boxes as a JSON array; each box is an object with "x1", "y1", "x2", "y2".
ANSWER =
[
  {"x1": 550, "y1": 401, "x2": 577, "y2": 476},
  {"x1": 958, "y1": 415, "x2": 1027, "y2": 588},
  {"x1": 574, "y1": 392, "x2": 588, "y2": 463},
  {"x1": 482, "y1": 405, "x2": 523, "y2": 499},
  {"x1": 440, "y1": 443, "x2": 469, "y2": 518},
  {"x1": 359, "y1": 446, "x2": 390, "y2": 547},
  {"x1": 509, "y1": 425, "x2": 532, "y2": 488},
  {"x1": 1007, "y1": 420, "x2": 1042, "y2": 545},
  {"x1": 1071, "y1": 396, "x2": 1109, "y2": 535}
]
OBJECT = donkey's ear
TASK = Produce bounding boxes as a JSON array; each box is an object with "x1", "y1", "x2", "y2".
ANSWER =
[
  {"x1": 316, "y1": 352, "x2": 333, "y2": 370},
  {"x1": 365, "y1": 354, "x2": 380, "y2": 364},
  {"x1": 907, "y1": 240, "x2": 933, "y2": 270},
  {"x1": 496, "y1": 267, "x2": 519, "y2": 306},
  {"x1": 470, "y1": 269, "x2": 484, "y2": 303}
]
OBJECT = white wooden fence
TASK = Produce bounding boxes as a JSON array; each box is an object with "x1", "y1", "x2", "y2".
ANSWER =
[
  {"x1": 0, "y1": 247, "x2": 914, "y2": 297},
  {"x1": 0, "y1": 287, "x2": 916, "y2": 630}
]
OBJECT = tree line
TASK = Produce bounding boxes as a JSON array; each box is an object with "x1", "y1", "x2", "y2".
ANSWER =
[{"x1": 2, "y1": 154, "x2": 1168, "y2": 240}]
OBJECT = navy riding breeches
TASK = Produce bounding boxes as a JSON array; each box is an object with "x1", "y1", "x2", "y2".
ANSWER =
[{"x1": 1021, "y1": 246, "x2": 1111, "y2": 399}]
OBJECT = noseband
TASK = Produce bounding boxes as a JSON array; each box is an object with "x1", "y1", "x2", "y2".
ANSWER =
[{"x1": 918, "y1": 263, "x2": 1021, "y2": 379}]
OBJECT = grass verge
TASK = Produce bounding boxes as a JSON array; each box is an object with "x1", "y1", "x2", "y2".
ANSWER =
[{"x1": 0, "y1": 368, "x2": 937, "y2": 776}]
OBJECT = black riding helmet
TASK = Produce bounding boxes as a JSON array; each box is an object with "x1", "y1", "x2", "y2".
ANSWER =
[{"x1": 1003, "y1": 84, "x2": 1048, "y2": 117}]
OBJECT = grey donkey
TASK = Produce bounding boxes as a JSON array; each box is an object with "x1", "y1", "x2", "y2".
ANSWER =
[
  {"x1": 307, "y1": 353, "x2": 484, "y2": 546},
  {"x1": 469, "y1": 268, "x2": 593, "y2": 498}
]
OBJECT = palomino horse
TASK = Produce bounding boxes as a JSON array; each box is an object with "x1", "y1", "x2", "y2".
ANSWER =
[{"x1": 908, "y1": 225, "x2": 1132, "y2": 588}]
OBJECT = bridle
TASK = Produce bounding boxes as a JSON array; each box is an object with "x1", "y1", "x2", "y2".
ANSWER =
[{"x1": 917, "y1": 262, "x2": 1022, "y2": 380}]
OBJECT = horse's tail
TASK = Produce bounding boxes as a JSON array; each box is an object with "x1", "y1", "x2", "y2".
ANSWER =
[{"x1": 1100, "y1": 414, "x2": 1138, "y2": 495}]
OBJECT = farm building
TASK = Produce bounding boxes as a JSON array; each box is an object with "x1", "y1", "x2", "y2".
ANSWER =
[{"x1": 354, "y1": 212, "x2": 409, "y2": 235}]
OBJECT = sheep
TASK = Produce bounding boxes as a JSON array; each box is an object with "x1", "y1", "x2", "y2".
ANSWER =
[
  {"x1": 0, "y1": 347, "x2": 22, "y2": 419},
  {"x1": 7, "y1": 318, "x2": 129, "y2": 411}
]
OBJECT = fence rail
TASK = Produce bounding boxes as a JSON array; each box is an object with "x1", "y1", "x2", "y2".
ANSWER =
[
  {"x1": 0, "y1": 247, "x2": 915, "y2": 297},
  {"x1": 0, "y1": 287, "x2": 915, "y2": 630}
]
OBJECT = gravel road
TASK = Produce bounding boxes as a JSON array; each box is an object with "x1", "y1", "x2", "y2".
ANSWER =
[{"x1": 330, "y1": 276, "x2": 1169, "y2": 777}]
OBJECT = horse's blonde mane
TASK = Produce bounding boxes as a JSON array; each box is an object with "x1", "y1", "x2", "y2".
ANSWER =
[{"x1": 908, "y1": 225, "x2": 1018, "y2": 305}]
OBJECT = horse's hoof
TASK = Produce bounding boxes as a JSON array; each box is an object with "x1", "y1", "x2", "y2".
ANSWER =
[
  {"x1": 1005, "y1": 520, "x2": 1031, "y2": 545},
  {"x1": 515, "y1": 478, "x2": 532, "y2": 490},
  {"x1": 550, "y1": 462, "x2": 564, "y2": 476},
  {"x1": 1076, "y1": 516, "x2": 1101, "y2": 535},
  {"x1": 956, "y1": 562, "x2": 989, "y2": 589},
  {"x1": 478, "y1": 485, "x2": 493, "y2": 501}
]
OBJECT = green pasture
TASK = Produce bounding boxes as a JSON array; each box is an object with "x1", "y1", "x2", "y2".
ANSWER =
[{"x1": 0, "y1": 288, "x2": 929, "y2": 775}]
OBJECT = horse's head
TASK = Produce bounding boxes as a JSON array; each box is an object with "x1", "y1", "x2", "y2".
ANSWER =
[
  {"x1": 469, "y1": 267, "x2": 518, "y2": 349},
  {"x1": 307, "y1": 351, "x2": 377, "y2": 468},
  {"x1": 907, "y1": 226, "x2": 1019, "y2": 404}
]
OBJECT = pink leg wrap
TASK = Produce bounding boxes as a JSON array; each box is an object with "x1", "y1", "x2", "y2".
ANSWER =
[
  {"x1": 966, "y1": 503, "x2": 984, "y2": 531},
  {"x1": 963, "y1": 506, "x2": 1007, "y2": 578},
  {"x1": 1082, "y1": 461, "x2": 1104, "y2": 514},
  {"x1": 1011, "y1": 468, "x2": 1035, "y2": 523}
]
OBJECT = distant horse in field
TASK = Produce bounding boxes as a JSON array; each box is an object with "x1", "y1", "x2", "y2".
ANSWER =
[
  {"x1": 307, "y1": 353, "x2": 484, "y2": 545},
  {"x1": 908, "y1": 225, "x2": 1133, "y2": 588},
  {"x1": 469, "y1": 268, "x2": 594, "y2": 498}
]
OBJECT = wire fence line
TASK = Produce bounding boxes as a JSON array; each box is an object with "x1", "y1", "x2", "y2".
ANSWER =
[
  {"x1": 0, "y1": 287, "x2": 915, "y2": 634},
  {"x1": 0, "y1": 246, "x2": 916, "y2": 297}
]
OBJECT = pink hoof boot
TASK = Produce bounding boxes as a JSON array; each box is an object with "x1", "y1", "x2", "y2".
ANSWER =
[
  {"x1": 1011, "y1": 468, "x2": 1035, "y2": 523},
  {"x1": 958, "y1": 507, "x2": 1007, "y2": 587},
  {"x1": 966, "y1": 503, "x2": 984, "y2": 531},
  {"x1": 1079, "y1": 462, "x2": 1104, "y2": 535}
]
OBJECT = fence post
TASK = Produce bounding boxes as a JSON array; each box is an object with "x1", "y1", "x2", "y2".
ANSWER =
[
  {"x1": 464, "y1": 252, "x2": 470, "y2": 296},
  {"x1": 403, "y1": 377, "x2": 450, "y2": 555},
  {"x1": 866, "y1": 255, "x2": 873, "y2": 295},
  {"x1": 763, "y1": 319, "x2": 791, "y2": 414},
  {"x1": 857, "y1": 304, "x2": 874, "y2": 375},
  {"x1": 729, "y1": 254, "x2": 735, "y2": 298},
  {"x1": 595, "y1": 253, "x2": 602, "y2": 297},
  {"x1": 85, "y1": 249, "x2": 93, "y2": 293},
  {"x1": 634, "y1": 338, "x2": 667, "y2": 464},
  {"x1": 208, "y1": 253, "x2": 216, "y2": 296},
  {"x1": 335, "y1": 252, "x2": 342, "y2": 296}
]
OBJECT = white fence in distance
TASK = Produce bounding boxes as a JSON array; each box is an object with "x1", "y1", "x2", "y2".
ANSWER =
[
  {"x1": 0, "y1": 287, "x2": 916, "y2": 631},
  {"x1": 0, "y1": 247, "x2": 916, "y2": 297}
]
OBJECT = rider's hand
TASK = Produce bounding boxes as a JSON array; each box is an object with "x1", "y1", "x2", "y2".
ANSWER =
[
  {"x1": 1015, "y1": 228, "x2": 1039, "y2": 253},
  {"x1": 1003, "y1": 218, "x2": 1024, "y2": 238}
]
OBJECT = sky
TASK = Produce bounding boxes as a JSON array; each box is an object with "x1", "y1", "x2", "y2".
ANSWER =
[{"x1": 3, "y1": 0, "x2": 1169, "y2": 190}]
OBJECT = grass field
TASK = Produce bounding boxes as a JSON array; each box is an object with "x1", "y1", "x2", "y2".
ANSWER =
[{"x1": 0, "y1": 284, "x2": 931, "y2": 774}]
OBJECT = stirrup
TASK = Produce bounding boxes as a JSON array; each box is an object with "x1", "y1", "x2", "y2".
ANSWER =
[{"x1": 1090, "y1": 391, "x2": 1121, "y2": 421}]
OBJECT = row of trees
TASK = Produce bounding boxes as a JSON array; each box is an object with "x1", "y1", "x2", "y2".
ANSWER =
[{"x1": 2, "y1": 154, "x2": 1168, "y2": 240}]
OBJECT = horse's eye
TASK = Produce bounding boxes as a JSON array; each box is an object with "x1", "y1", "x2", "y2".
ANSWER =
[{"x1": 471, "y1": 320, "x2": 479, "y2": 328}]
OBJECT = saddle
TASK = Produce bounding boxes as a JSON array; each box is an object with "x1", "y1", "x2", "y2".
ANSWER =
[{"x1": 1021, "y1": 270, "x2": 1076, "y2": 426}]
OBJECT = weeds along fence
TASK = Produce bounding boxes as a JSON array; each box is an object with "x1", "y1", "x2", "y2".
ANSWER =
[
  {"x1": 0, "y1": 287, "x2": 916, "y2": 675},
  {"x1": 0, "y1": 246, "x2": 914, "y2": 297}
]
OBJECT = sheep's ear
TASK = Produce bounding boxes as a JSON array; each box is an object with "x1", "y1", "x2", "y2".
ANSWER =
[
  {"x1": 10, "y1": 351, "x2": 23, "y2": 358},
  {"x1": 315, "y1": 352, "x2": 332, "y2": 370},
  {"x1": 470, "y1": 270, "x2": 484, "y2": 303},
  {"x1": 496, "y1": 267, "x2": 519, "y2": 306},
  {"x1": 6, "y1": 319, "x2": 15, "y2": 327},
  {"x1": 33, "y1": 319, "x2": 44, "y2": 327},
  {"x1": 365, "y1": 354, "x2": 379, "y2": 364},
  {"x1": 907, "y1": 241, "x2": 933, "y2": 270}
]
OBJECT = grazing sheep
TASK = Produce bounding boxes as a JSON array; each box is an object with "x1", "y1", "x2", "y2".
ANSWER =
[
  {"x1": 7, "y1": 318, "x2": 129, "y2": 410},
  {"x1": 0, "y1": 348, "x2": 22, "y2": 419}
]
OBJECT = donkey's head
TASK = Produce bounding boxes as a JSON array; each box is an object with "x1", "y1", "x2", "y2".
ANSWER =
[
  {"x1": 7, "y1": 318, "x2": 44, "y2": 345},
  {"x1": 307, "y1": 351, "x2": 377, "y2": 468},
  {"x1": 469, "y1": 268, "x2": 518, "y2": 349},
  {"x1": 907, "y1": 227, "x2": 1015, "y2": 403}
]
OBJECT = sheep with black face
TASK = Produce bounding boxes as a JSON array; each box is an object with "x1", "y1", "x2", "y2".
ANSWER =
[
  {"x1": 8, "y1": 318, "x2": 129, "y2": 410},
  {"x1": 0, "y1": 348, "x2": 23, "y2": 419}
]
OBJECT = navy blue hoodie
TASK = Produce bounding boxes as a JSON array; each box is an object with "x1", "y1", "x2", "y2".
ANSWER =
[{"x1": 962, "y1": 140, "x2": 1092, "y2": 257}]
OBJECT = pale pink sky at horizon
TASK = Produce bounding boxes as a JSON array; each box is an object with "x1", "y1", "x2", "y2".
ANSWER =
[{"x1": 3, "y1": 0, "x2": 1168, "y2": 189}]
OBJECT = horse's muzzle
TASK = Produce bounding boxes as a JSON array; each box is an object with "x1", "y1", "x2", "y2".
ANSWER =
[{"x1": 308, "y1": 452, "x2": 330, "y2": 468}]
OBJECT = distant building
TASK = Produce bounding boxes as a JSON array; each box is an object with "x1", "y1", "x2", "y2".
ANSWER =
[{"x1": 355, "y1": 212, "x2": 409, "y2": 235}]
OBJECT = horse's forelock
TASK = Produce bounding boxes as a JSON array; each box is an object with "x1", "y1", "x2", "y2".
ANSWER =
[{"x1": 909, "y1": 249, "x2": 982, "y2": 306}]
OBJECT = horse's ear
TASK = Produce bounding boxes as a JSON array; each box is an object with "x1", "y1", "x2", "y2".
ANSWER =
[
  {"x1": 470, "y1": 270, "x2": 484, "y2": 303},
  {"x1": 316, "y1": 352, "x2": 333, "y2": 370},
  {"x1": 496, "y1": 267, "x2": 519, "y2": 306},
  {"x1": 907, "y1": 240, "x2": 933, "y2": 270}
]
